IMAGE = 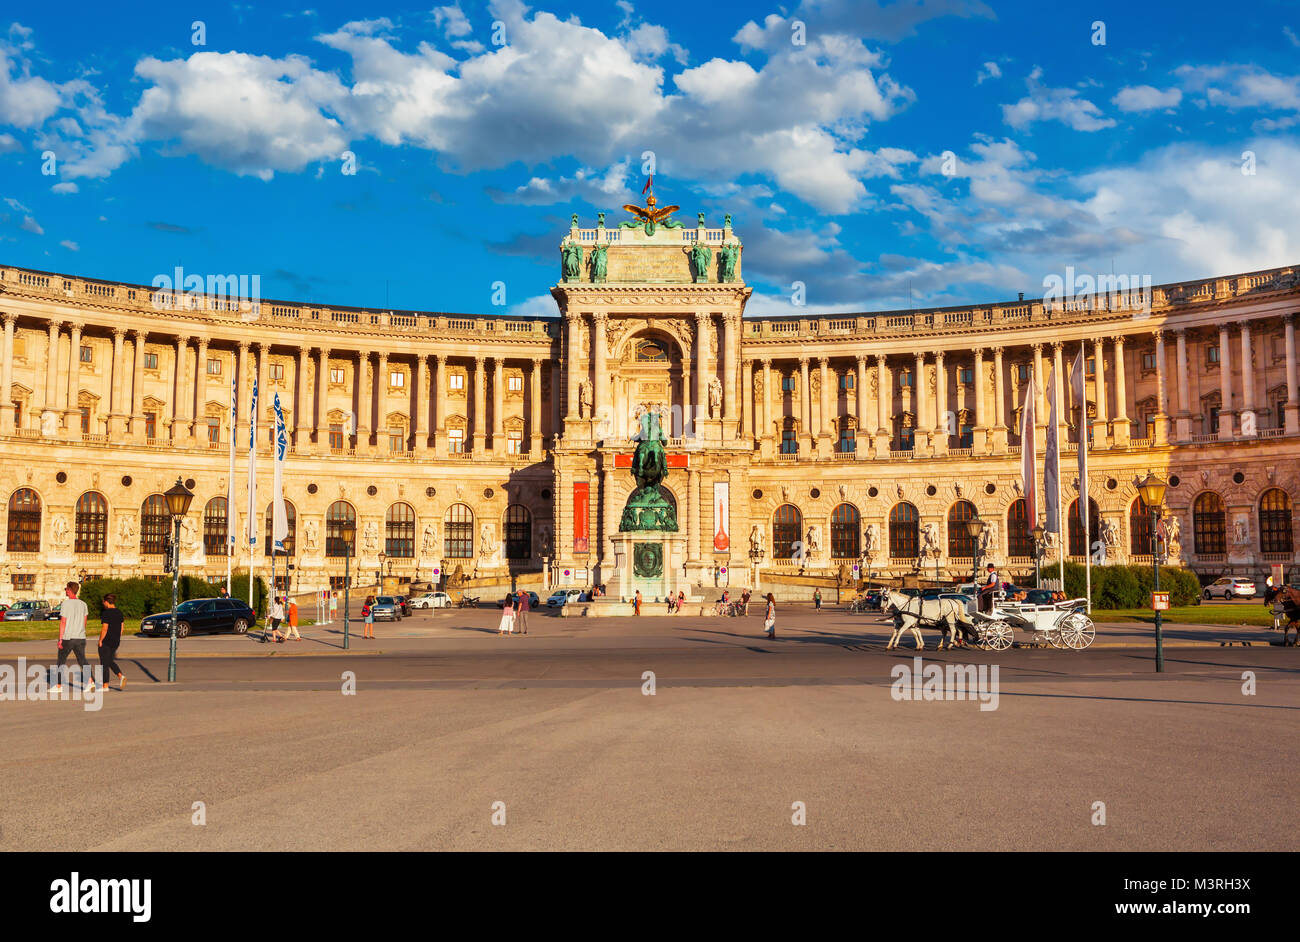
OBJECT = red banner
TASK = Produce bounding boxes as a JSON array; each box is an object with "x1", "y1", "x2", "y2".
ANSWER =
[
  {"x1": 614, "y1": 453, "x2": 688, "y2": 469},
  {"x1": 573, "y1": 481, "x2": 589, "y2": 553}
]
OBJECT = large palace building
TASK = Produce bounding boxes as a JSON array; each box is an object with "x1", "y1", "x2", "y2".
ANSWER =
[{"x1": 1, "y1": 206, "x2": 1297, "y2": 600}]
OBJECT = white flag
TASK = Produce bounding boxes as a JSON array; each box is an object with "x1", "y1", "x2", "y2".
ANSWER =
[
  {"x1": 1070, "y1": 347, "x2": 1089, "y2": 530},
  {"x1": 226, "y1": 377, "x2": 237, "y2": 551},
  {"x1": 272, "y1": 392, "x2": 288, "y2": 553},
  {"x1": 246, "y1": 379, "x2": 259, "y2": 547},
  {"x1": 1019, "y1": 366, "x2": 1036, "y2": 536},
  {"x1": 1044, "y1": 366, "x2": 1060, "y2": 535}
]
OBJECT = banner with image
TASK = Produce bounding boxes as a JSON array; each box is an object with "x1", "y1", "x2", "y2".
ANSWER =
[
  {"x1": 573, "y1": 481, "x2": 589, "y2": 553},
  {"x1": 713, "y1": 481, "x2": 730, "y2": 551}
]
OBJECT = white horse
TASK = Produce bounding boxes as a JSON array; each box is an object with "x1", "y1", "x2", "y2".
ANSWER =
[{"x1": 881, "y1": 589, "x2": 973, "y2": 650}]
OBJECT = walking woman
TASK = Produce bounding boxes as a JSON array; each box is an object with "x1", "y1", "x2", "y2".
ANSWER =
[
  {"x1": 763, "y1": 593, "x2": 776, "y2": 639},
  {"x1": 498, "y1": 595, "x2": 516, "y2": 635},
  {"x1": 98, "y1": 593, "x2": 126, "y2": 690},
  {"x1": 361, "y1": 595, "x2": 376, "y2": 640}
]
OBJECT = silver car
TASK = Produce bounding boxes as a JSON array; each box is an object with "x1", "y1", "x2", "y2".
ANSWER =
[{"x1": 370, "y1": 597, "x2": 402, "y2": 621}]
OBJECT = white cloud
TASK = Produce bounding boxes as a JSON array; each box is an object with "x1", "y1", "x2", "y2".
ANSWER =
[
  {"x1": 488, "y1": 160, "x2": 632, "y2": 206},
  {"x1": 0, "y1": 29, "x2": 62, "y2": 128},
  {"x1": 59, "y1": 239, "x2": 78, "y2": 251},
  {"x1": 1112, "y1": 84, "x2": 1182, "y2": 112},
  {"x1": 51, "y1": 181, "x2": 77, "y2": 193},
  {"x1": 975, "y1": 61, "x2": 1001, "y2": 85},
  {"x1": 1284, "y1": 26, "x2": 1299, "y2": 48},
  {"x1": 1001, "y1": 67, "x2": 1116, "y2": 132},
  {"x1": 733, "y1": 0, "x2": 994, "y2": 49},
  {"x1": 0, "y1": 132, "x2": 20, "y2": 153},
  {"x1": 1175, "y1": 63, "x2": 1300, "y2": 113}
]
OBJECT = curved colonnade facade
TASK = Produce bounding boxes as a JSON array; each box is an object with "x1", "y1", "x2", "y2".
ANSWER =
[{"x1": 1, "y1": 213, "x2": 1297, "y2": 598}]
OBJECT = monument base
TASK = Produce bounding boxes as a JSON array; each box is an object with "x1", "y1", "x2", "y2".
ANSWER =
[{"x1": 602, "y1": 531, "x2": 688, "y2": 606}]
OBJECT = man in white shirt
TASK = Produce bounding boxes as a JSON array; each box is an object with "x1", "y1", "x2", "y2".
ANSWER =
[{"x1": 53, "y1": 581, "x2": 94, "y2": 692}]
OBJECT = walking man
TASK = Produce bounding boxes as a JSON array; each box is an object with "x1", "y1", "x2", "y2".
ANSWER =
[
  {"x1": 98, "y1": 593, "x2": 126, "y2": 690},
  {"x1": 329, "y1": 590, "x2": 339, "y2": 625},
  {"x1": 515, "y1": 590, "x2": 530, "y2": 635},
  {"x1": 52, "y1": 581, "x2": 93, "y2": 693},
  {"x1": 634, "y1": 589, "x2": 642, "y2": 615},
  {"x1": 814, "y1": 588, "x2": 822, "y2": 611},
  {"x1": 282, "y1": 596, "x2": 301, "y2": 641}
]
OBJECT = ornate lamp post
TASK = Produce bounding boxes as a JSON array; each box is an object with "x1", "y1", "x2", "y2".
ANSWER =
[
  {"x1": 966, "y1": 516, "x2": 985, "y2": 588},
  {"x1": 1031, "y1": 524, "x2": 1046, "y2": 589},
  {"x1": 341, "y1": 517, "x2": 356, "y2": 650},
  {"x1": 749, "y1": 542, "x2": 765, "y2": 592},
  {"x1": 378, "y1": 550, "x2": 386, "y2": 589},
  {"x1": 163, "y1": 477, "x2": 195, "y2": 683},
  {"x1": 1136, "y1": 472, "x2": 1168, "y2": 673}
]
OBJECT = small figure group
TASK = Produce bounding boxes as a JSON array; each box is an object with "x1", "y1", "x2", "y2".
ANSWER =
[
  {"x1": 498, "y1": 590, "x2": 532, "y2": 635},
  {"x1": 53, "y1": 581, "x2": 126, "y2": 692},
  {"x1": 263, "y1": 595, "x2": 301, "y2": 643},
  {"x1": 666, "y1": 590, "x2": 686, "y2": 613}
]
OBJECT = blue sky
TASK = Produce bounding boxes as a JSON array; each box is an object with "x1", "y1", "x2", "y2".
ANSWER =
[{"x1": 2, "y1": 0, "x2": 1299, "y2": 316}]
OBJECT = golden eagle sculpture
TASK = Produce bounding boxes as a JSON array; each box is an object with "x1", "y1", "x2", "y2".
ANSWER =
[{"x1": 620, "y1": 179, "x2": 683, "y2": 236}]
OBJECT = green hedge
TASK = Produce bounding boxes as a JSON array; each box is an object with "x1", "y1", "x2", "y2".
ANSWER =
[
  {"x1": 1060, "y1": 562, "x2": 1200, "y2": 609},
  {"x1": 78, "y1": 574, "x2": 267, "y2": 619}
]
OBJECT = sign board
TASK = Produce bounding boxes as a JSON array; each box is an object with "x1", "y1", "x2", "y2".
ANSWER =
[
  {"x1": 614, "y1": 453, "x2": 689, "y2": 469},
  {"x1": 1151, "y1": 591, "x2": 1170, "y2": 611}
]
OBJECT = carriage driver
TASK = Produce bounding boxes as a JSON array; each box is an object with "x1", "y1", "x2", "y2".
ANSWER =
[{"x1": 978, "y1": 563, "x2": 1000, "y2": 614}]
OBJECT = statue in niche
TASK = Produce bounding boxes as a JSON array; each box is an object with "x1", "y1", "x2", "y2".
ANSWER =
[
  {"x1": 561, "y1": 242, "x2": 583, "y2": 282},
  {"x1": 117, "y1": 514, "x2": 136, "y2": 551},
  {"x1": 304, "y1": 519, "x2": 319, "y2": 551},
  {"x1": 708, "y1": 377, "x2": 723, "y2": 418},
  {"x1": 421, "y1": 522, "x2": 436, "y2": 556},
  {"x1": 719, "y1": 243, "x2": 739, "y2": 282},
  {"x1": 579, "y1": 380, "x2": 593, "y2": 419},
  {"x1": 689, "y1": 241, "x2": 712, "y2": 283},
  {"x1": 749, "y1": 524, "x2": 765, "y2": 555},
  {"x1": 590, "y1": 243, "x2": 608, "y2": 283},
  {"x1": 863, "y1": 523, "x2": 881, "y2": 557}
]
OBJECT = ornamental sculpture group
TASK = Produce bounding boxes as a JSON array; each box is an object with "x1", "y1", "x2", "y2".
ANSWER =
[
  {"x1": 560, "y1": 205, "x2": 740, "y2": 284},
  {"x1": 620, "y1": 408, "x2": 677, "y2": 533}
]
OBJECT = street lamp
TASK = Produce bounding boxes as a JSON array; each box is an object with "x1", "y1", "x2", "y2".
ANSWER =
[
  {"x1": 378, "y1": 550, "x2": 386, "y2": 588},
  {"x1": 1136, "y1": 472, "x2": 1169, "y2": 673},
  {"x1": 340, "y1": 517, "x2": 356, "y2": 650},
  {"x1": 163, "y1": 477, "x2": 195, "y2": 683},
  {"x1": 1031, "y1": 524, "x2": 1046, "y2": 589},
  {"x1": 965, "y1": 516, "x2": 985, "y2": 588},
  {"x1": 749, "y1": 542, "x2": 765, "y2": 592}
]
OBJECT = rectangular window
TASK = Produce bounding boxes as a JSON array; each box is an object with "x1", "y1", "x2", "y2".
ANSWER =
[
  {"x1": 1144, "y1": 413, "x2": 1155, "y2": 439},
  {"x1": 449, "y1": 428, "x2": 465, "y2": 453},
  {"x1": 207, "y1": 358, "x2": 222, "y2": 376},
  {"x1": 1208, "y1": 346, "x2": 1220, "y2": 365},
  {"x1": 79, "y1": 345, "x2": 93, "y2": 363},
  {"x1": 329, "y1": 424, "x2": 344, "y2": 450},
  {"x1": 507, "y1": 430, "x2": 523, "y2": 454},
  {"x1": 12, "y1": 574, "x2": 35, "y2": 590},
  {"x1": 1142, "y1": 352, "x2": 1156, "y2": 370},
  {"x1": 269, "y1": 362, "x2": 284, "y2": 381},
  {"x1": 958, "y1": 367, "x2": 973, "y2": 384},
  {"x1": 1209, "y1": 406, "x2": 1220, "y2": 434},
  {"x1": 207, "y1": 416, "x2": 220, "y2": 444},
  {"x1": 508, "y1": 375, "x2": 523, "y2": 392},
  {"x1": 79, "y1": 407, "x2": 90, "y2": 433},
  {"x1": 330, "y1": 367, "x2": 345, "y2": 384},
  {"x1": 145, "y1": 412, "x2": 157, "y2": 439},
  {"x1": 389, "y1": 428, "x2": 405, "y2": 452},
  {"x1": 1085, "y1": 358, "x2": 1095, "y2": 376},
  {"x1": 1016, "y1": 363, "x2": 1030, "y2": 382},
  {"x1": 1277, "y1": 398, "x2": 1288, "y2": 429},
  {"x1": 780, "y1": 429, "x2": 797, "y2": 454},
  {"x1": 390, "y1": 371, "x2": 405, "y2": 388},
  {"x1": 959, "y1": 425, "x2": 973, "y2": 448},
  {"x1": 899, "y1": 372, "x2": 912, "y2": 388},
  {"x1": 839, "y1": 373, "x2": 854, "y2": 391},
  {"x1": 899, "y1": 428, "x2": 914, "y2": 449},
  {"x1": 12, "y1": 401, "x2": 21, "y2": 428},
  {"x1": 449, "y1": 373, "x2": 465, "y2": 391},
  {"x1": 781, "y1": 376, "x2": 795, "y2": 392},
  {"x1": 838, "y1": 428, "x2": 855, "y2": 452},
  {"x1": 144, "y1": 352, "x2": 159, "y2": 370}
]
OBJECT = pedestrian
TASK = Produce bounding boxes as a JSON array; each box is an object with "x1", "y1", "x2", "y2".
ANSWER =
[
  {"x1": 677, "y1": 590, "x2": 685, "y2": 614},
  {"x1": 266, "y1": 595, "x2": 286, "y2": 643},
  {"x1": 218, "y1": 585, "x2": 229, "y2": 599},
  {"x1": 282, "y1": 596, "x2": 301, "y2": 641},
  {"x1": 814, "y1": 588, "x2": 822, "y2": 611},
  {"x1": 763, "y1": 593, "x2": 776, "y2": 639},
  {"x1": 498, "y1": 596, "x2": 516, "y2": 635},
  {"x1": 516, "y1": 590, "x2": 530, "y2": 634},
  {"x1": 634, "y1": 589, "x2": 642, "y2": 615},
  {"x1": 52, "y1": 581, "x2": 93, "y2": 693},
  {"x1": 330, "y1": 590, "x2": 339, "y2": 625},
  {"x1": 97, "y1": 592, "x2": 126, "y2": 690},
  {"x1": 362, "y1": 595, "x2": 375, "y2": 639}
]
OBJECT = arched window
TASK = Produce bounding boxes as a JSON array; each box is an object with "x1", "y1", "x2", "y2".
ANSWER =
[
  {"x1": 203, "y1": 497, "x2": 229, "y2": 557},
  {"x1": 1129, "y1": 497, "x2": 1154, "y2": 556},
  {"x1": 6, "y1": 488, "x2": 41, "y2": 552},
  {"x1": 325, "y1": 501, "x2": 355, "y2": 557},
  {"x1": 947, "y1": 500, "x2": 978, "y2": 557},
  {"x1": 1193, "y1": 492, "x2": 1226, "y2": 555},
  {"x1": 889, "y1": 502, "x2": 919, "y2": 559},
  {"x1": 505, "y1": 505, "x2": 532, "y2": 559},
  {"x1": 74, "y1": 491, "x2": 108, "y2": 554},
  {"x1": 1007, "y1": 499, "x2": 1032, "y2": 557},
  {"x1": 386, "y1": 502, "x2": 416, "y2": 558},
  {"x1": 444, "y1": 503, "x2": 473, "y2": 558},
  {"x1": 771, "y1": 504, "x2": 802, "y2": 560},
  {"x1": 1259, "y1": 489, "x2": 1293, "y2": 554},
  {"x1": 1067, "y1": 498, "x2": 1101, "y2": 557},
  {"x1": 830, "y1": 503, "x2": 860, "y2": 558},
  {"x1": 140, "y1": 494, "x2": 169, "y2": 555},
  {"x1": 264, "y1": 501, "x2": 297, "y2": 556}
]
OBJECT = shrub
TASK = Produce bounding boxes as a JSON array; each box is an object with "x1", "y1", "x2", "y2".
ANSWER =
[
  {"x1": 79, "y1": 578, "x2": 170, "y2": 619},
  {"x1": 1057, "y1": 561, "x2": 1199, "y2": 609}
]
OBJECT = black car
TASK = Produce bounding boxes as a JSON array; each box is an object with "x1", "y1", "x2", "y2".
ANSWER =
[{"x1": 139, "y1": 598, "x2": 256, "y2": 638}]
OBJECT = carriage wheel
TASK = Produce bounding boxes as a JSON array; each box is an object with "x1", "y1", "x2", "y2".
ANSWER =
[
  {"x1": 1060, "y1": 613, "x2": 1095, "y2": 649},
  {"x1": 1045, "y1": 628, "x2": 1065, "y2": 649},
  {"x1": 989, "y1": 623, "x2": 1013, "y2": 651}
]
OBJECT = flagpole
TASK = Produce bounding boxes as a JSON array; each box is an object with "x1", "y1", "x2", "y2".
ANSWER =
[
  {"x1": 247, "y1": 379, "x2": 259, "y2": 610},
  {"x1": 1081, "y1": 343, "x2": 1091, "y2": 612},
  {"x1": 226, "y1": 377, "x2": 236, "y2": 596}
]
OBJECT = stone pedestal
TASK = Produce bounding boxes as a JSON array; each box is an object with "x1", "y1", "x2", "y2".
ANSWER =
[{"x1": 610, "y1": 531, "x2": 687, "y2": 605}]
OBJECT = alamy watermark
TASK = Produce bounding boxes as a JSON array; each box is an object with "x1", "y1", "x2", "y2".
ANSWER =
[
  {"x1": 0, "y1": 659, "x2": 103, "y2": 711},
  {"x1": 890, "y1": 656, "x2": 1000, "y2": 711},
  {"x1": 150, "y1": 266, "x2": 262, "y2": 318},
  {"x1": 1042, "y1": 265, "x2": 1152, "y2": 318}
]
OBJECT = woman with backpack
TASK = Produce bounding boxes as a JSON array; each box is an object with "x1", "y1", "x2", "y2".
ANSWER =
[
  {"x1": 763, "y1": 593, "x2": 776, "y2": 639},
  {"x1": 361, "y1": 595, "x2": 376, "y2": 640}
]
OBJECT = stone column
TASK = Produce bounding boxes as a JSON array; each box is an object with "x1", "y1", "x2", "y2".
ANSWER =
[
  {"x1": 1091, "y1": 339, "x2": 1108, "y2": 447},
  {"x1": 855, "y1": 355, "x2": 868, "y2": 455},
  {"x1": 599, "y1": 461, "x2": 617, "y2": 577},
  {"x1": 1112, "y1": 336, "x2": 1130, "y2": 445},
  {"x1": 818, "y1": 356, "x2": 831, "y2": 449},
  {"x1": 933, "y1": 351, "x2": 948, "y2": 455},
  {"x1": 0, "y1": 314, "x2": 15, "y2": 435},
  {"x1": 107, "y1": 327, "x2": 127, "y2": 439},
  {"x1": 1052, "y1": 341, "x2": 1067, "y2": 448},
  {"x1": 695, "y1": 312, "x2": 710, "y2": 428},
  {"x1": 411, "y1": 355, "x2": 427, "y2": 453},
  {"x1": 255, "y1": 343, "x2": 270, "y2": 449},
  {"x1": 688, "y1": 468, "x2": 701, "y2": 563},
  {"x1": 1174, "y1": 329, "x2": 1191, "y2": 442},
  {"x1": 530, "y1": 358, "x2": 544, "y2": 454},
  {"x1": 293, "y1": 348, "x2": 308, "y2": 451},
  {"x1": 875, "y1": 354, "x2": 890, "y2": 458},
  {"x1": 64, "y1": 321, "x2": 84, "y2": 436},
  {"x1": 193, "y1": 337, "x2": 210, "y2": 440},
  {"x1": 235, "y1": 342, "x2": 250, "y2": 445},
  {"x1": 1153, "y1": 331, "x2": 1168, "y2": 445},
  {"x1": 796, "y1": 356, "x2": 810, "y2": 452},
  {"x1": 992, "y1": 347, "x2": 1009, "y2": 453},
  {"x1": 42, "y1": 319, "x2": 61, "y2": 427},
  {"x1": 313, "y1": 346, "x2": 328, "y2": 454},
  {"x1": 1219, "y1": 324, "x2": 1234, "y2": 439},
  {"x1": 373, "y1": 352, "x2": 388, "y2": 454},
  {"x1": 492, "y1": 357, "x2": 504, "y2": 453},
  {"x1": 761, "y1": 359, "x2": 773, "y2": 454},
  {"x1": 592, "y1": 312, "x2": 607, "y2": 430},
  {"x1": 741, "y1": 358, "x2": 754, "y2": 441},
  {"x1": 565, "y1": 313, "x2": 581, "y2": 423},
  {"x1": 472, "y1": 355, "x2": 486, "y2": 455},
  {"x1": 352, "y1": 352, "x2": 369, "y2": 451},
  {"x1": 172, "y1": 334, "x2": 191, "y2": 444},
  {"x1": 433, "y1": 354, "x2": 446, "y2": 456},
  {"x1": 132, "y1": 330, "x2": 148, "y2": 443},
  {"x1": 912, "y1": 352, "x2": 929, "y2": 452},
  {"x1": 972, "y1": 348, "x2": 986, "y2": 452},
  {"x1": 1239, "y1": 321, "x2": 1254, "y2": 424},
  {"x1": 723, "y1": 313, "x2": 738, "y2": 424},
  {"x1": 1285, "y1": 315, "x2": 1299, "y2": 434}
]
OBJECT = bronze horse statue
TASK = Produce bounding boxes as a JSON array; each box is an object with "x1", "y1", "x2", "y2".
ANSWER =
[{"x1": 1264, "y1": 585, "x2": 1300, "y2": 645}]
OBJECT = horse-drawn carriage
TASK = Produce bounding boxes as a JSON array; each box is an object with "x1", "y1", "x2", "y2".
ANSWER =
[{"x1": 881, "y1": 588, "x2": 1095, "y2": 650}]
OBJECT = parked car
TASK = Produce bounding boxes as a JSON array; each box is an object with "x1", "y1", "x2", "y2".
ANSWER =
[
  {"x1": 139, "y1": 598, "x2": 256, "y2": 638},
  {"x1": 409, "y1": 592, "x2": 452, "y2": 609},
  {"x1": 546, "y1": 589, "x2": 583, "y2": 608},
  {"x1": 1204, "y1": 577, "x2": 1256, "y2": 600},
  {"x1": 862, "y1": 588, "x2": 884, "y2": 611},
  {"x1": 370, "y1": 597, "x2": 403, "y2": 621},
  {"x1": 3, "y1": 599, "x2": 54, "y2": 621},
  {"x1": 940, "y1": 592, "x2": 976, "y2": 614},
  {"x1": 497, "y1": 591, "x2": 540, "y2": 609}
]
